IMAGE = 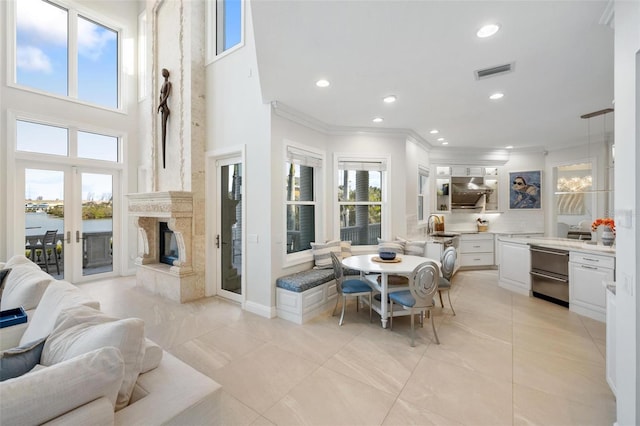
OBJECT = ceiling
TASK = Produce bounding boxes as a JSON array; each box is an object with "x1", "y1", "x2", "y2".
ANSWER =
[{"x1": 250, "y1": 0, "x2": 615, "y2": 152}]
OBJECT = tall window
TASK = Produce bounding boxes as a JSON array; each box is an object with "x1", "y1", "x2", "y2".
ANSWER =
[
  {"x1": 207, "y1": 0, "x2": 243, "y2": 61},
  {"x1": 15, "y1": 0, "x2": 119, "y2": 109},
  {"x1": 337, "y1": 160, "x2": 385, "y2": 246},
  {"x1": 418, "y1": 167, "x2": 430, "y2": 223},
  {"x1": 285, "y1": 147, "x2": 321, "y2": 254}
]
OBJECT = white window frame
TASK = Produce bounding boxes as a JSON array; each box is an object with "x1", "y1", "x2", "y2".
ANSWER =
[
  {"x1": 6, "y1": 0, "x2": 124, "y2": 112},
  {"x1": 417, "y1": 165, "x2": 430, "y2": 225},
  {"x1": 283, "y1": 143, "x2": 324, "y2": 266},
  {"x1": 137, "y1": 10, "x2": 148, "y2": 102},
  {"x1": 205, "y1": 0, "x2": 245, "y2": 64},
  {"x1": 334, "y1": 154, "x2": 389, "y2": 249}
]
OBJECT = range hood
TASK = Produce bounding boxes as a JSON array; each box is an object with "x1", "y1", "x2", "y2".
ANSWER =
[{"x1": 451, "y1": 177, "x2": 493, "y2": 210}]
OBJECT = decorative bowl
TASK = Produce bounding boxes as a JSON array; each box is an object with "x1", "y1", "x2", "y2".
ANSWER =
[{"x1": 379, "y1": 251, "x2": 397, "y2": 260}]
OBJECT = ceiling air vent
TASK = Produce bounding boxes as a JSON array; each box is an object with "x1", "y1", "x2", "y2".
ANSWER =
[{"x1": 475, "y1": 62, "x2": 514, "y2": 80}]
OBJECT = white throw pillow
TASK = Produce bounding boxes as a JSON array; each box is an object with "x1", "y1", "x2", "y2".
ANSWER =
[
  {"x1": 0, "y1": 264, "x2": 53, "y2": 311},
  {"x1": 19, "y1": 280, "x2": 100, "y2": 346},
  {"x1": 0, "y1": 346, "x2": 125, "y2": 425},
  {"x1": 4, "y1": 255, "x2": 38, "y2": 270},
  {"x1": 41, "y1": 305, "x2": 146, "y2": 411},
  {"x1": 377, "y1": 238, "x2": 405, "y2": 255},
  {"x1": 310, "y1": 240, "x2": 341, "y2": 269},
  {"x1": 340, "y1": 241, "x2": 352, "y2": 259},
  {"x1": 395, "y1": 237, "x2": 427, "y2": 256}
]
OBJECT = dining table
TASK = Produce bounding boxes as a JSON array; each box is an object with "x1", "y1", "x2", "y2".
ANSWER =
[{"x1": 341, "y1": 254, "x2": 441, "y2": 329}]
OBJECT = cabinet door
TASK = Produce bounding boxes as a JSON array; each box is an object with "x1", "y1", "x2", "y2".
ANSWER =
[
  {"x1": 499, "y1": 241, "x2": 531, "y2": 290},
  {"x1": 570, "y1": 263, "x2": 612, "y2": 311},
  {"x1": 435, "y1": 177, "x2": 450, "y2": 212},
  {"x1": 606, "y1": 288, "x2": 616, "y2": 396}
]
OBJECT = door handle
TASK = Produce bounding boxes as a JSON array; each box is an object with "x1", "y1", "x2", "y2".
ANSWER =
[
  {"x1": 76, "y1": 231, "x2": 85, "y2": 243},
  {"x1": 66, "y1": 231, "x2": 71, "y2": 243},
  {"x1": 216, "y1": 234, "x2": 220, "y2": 248}
]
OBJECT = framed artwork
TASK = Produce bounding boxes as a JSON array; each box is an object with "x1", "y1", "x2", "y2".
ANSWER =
[{"x1": 509, "y1": 170, "x2": 541, "y2": 209}]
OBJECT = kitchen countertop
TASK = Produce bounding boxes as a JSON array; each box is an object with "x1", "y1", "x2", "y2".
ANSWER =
[{"x1": 498, "y1": 236, "x2": 615, "y2": 255}]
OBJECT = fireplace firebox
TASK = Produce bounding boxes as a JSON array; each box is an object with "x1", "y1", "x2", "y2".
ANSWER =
[{"x1": 159, "y1": 222, "x2": 179, "y2": 266}]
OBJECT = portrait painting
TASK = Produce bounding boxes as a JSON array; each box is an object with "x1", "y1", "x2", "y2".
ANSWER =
[{"x1": 509, "y1": 170, "x2": 541, "y2": 209}]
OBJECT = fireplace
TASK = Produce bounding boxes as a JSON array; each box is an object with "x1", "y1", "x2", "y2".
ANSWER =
[
  {"x1": 126, "y1": 191, "x2": 204, "y2": 302},
  {"x1": 159, "y1": 222, "x2": 179, "y2": 266}
]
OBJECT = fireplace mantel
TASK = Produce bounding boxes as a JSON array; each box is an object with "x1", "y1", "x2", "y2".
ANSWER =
[{"x1": 127, "y1": 191, "x2": 193, "y2": 218}]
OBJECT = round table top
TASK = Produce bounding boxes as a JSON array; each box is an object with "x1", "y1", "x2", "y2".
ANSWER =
[{"x1": 342, "y1": 254, "x2": 440, "y2": 274}]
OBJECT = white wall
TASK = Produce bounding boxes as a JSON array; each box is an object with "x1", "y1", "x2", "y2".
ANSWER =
[
  {"x1": 613, "y1": 1, "x2": 640, "y2": 423},
  {"x1": 206, "y1": 1, "x2": 272, "y2": 314}
]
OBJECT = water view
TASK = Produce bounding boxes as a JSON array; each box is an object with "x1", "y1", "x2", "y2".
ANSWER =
[{"x1": 25, "y1": 213, "x2": 112, "y2": 237}]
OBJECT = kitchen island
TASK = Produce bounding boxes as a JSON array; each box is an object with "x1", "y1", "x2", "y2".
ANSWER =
[{"x1": 497, "y1": 236, "x2": 615, "y2": 322}]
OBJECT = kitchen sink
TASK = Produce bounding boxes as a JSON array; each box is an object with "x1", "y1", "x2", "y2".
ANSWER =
[{"x1": 429, "y1": 232, "x2": 460, "y2": 238}]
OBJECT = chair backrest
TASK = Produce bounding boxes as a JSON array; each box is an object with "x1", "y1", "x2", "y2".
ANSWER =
[
  {"x1": 42, "y1": 230, "x2": 58, "y2": 245},
  {"x1": 330, "y1": 252, "x2": 345, "y2": 295},
  {"x1": 408, "y1": 260, "x2": 440, "y2": 309},
  {"x1": 440, "y1": 246, "x2": 457, "y2": 281}
]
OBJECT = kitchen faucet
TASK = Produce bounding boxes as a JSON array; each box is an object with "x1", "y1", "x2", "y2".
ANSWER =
[{"x1": 427, "y1": 214, "x2": 441, "y2": 235}]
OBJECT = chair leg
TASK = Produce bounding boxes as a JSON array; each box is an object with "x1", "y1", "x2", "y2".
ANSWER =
[
  {"x1": 438, "y1": 291, "x2": 444, "y2": 307},
  {"x1": 410, "y1": 308, "x2": 415, "y2": 347},
  {"x1": 447, "y1": 291, "x2": 456, "y2": 316},
  {"x1": 339, "y1": 295, "x2": 347, "y2": 326},
  {"x1": 332, "y1": 293, "x2": 340, "y2": 316},
  {"x1": 368, "y1": 293, "x2": 372, "y2": 323},
  {"x1": 356, "y1": 295, "x2": 360, "y2": 312},
  {"x1": 430, "y1": 308, "x2": 440, "y2": 344},
  {"x1": 389, "y1": 300, "x2": 394, "y2": 330}
]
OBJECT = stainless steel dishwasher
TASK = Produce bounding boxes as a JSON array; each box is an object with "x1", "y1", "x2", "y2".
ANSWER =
[{"x1": 530, "y1": 245, "x2": 570, "y2": 307}]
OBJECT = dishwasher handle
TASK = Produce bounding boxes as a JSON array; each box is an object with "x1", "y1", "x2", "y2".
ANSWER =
[{"x1": 530, "y1": 270, "x2": 569, "y2": 283}]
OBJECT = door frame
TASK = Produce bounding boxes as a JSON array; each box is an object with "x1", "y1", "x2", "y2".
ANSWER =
[
  {"x1": 14, "y1": 160, "x2": 122, "y2": 283},
  {"x1": 206, "y1": 146, "x2": 246, "y2": 303}
]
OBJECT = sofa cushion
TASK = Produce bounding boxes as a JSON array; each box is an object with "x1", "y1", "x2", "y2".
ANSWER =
[
  {"x1": 140, "y1": 339, "x2": 163, "y2": 374},
  {"x1": 0, "y1": 337, "x2": 46, "y2": 382},
  {"x1": 0, "y1": 264, "x2": 54, "y2": 311},
  {"x1": 4, "y1": 255, "x2": 39, "y2": 270},
  {"x1": 276, "y1": 268, "x2": 335, "y2": 293},
  {"x1": 19, "y1": 280, "x2": 100, "y2": 347},
  {"x1": 0, "y1": 268, "x2": 11, "y2": 301},
  {"x1": 396, "y1": 237, "x2": 427, "y2": 256},
  {"x1": 0, "y1": 346, "x2": 124, "y2": 425},
  {"x1": 41, "y1": 305, "x2": 146, "y2": 411}
]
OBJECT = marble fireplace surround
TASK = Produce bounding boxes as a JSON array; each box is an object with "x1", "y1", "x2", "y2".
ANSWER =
[{"x1": 127, "y1": 191, "x2": 201, "y2": 302}]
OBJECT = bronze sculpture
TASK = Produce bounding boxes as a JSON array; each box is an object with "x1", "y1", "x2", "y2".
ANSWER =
[{"x1": 158, "y1": 68, "x2": 171, "y2": 168}]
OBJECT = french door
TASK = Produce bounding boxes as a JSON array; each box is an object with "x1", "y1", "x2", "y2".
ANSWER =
[
  {"x1": 215, "y1": 156, "x2": 244, "y2": 302},
  {"x1": 17, "y1": 161, "x2": 119, "y2": 283}
]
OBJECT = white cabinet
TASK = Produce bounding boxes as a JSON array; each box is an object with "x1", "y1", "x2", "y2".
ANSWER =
[
  {"x1": 460, "y1": 233, "x2": 494, "y2": 268},
  {"x1": 606, "y1": 284, "x2": 616, "y2": 396},
  {"x1": 451, "y1": 166, "x2": 484, "y2": 176},
  {"x1": 498, "y1": 239, "x2": 531, "y2": 296},
  {"x1": 569, "y1": 252, "x2": 614, "y2": 322}
]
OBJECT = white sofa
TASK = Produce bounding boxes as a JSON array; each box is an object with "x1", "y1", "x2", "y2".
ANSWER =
[{"x1": 0, "y1": 255, "x2": 221, "y2": 425}]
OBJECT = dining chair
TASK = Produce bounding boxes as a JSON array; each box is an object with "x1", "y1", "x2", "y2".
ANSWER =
[
  {"x1": 388, "y1": 260, "x2": 440, "y2": 346},
  {"x1": 438, "y1": 246, "x2": 457, "y2": 315},
  {"x1": 33, "y1": 229, "x2": 60, "y2": 275},
  {"x1": 330, "y1": 252, "x2": 373, "y2": 326}
]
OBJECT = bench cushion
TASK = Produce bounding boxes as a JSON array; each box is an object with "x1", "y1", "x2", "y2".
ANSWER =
[{"x1": 276, "y1": 269, "x2": 335, "y2": 293}]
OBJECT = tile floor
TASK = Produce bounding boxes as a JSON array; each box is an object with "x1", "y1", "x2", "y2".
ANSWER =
[{"x1": 79, "y1": 269, "x2": 616, "y2": 426}]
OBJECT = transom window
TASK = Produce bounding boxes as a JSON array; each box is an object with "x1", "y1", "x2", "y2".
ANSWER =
[
  {"x1": 285, "y1": 146, "x2": 322, "y2": 254},
  {"x1": 15, "y1": 0, "x2": 119, "y2": 109},
  {"x1": 207, "y1": 0, "x2": 244, "y2": 61},
  {"x1": 337, "y1": 160, "x2": 386, "y2": 246},
  {"x1": 16, "y1": 119, "x2": 120, "y2": 163}
]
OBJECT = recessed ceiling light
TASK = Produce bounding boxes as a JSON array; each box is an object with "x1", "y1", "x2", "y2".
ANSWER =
[
  {"x1": 505, "y1": 145, "x2": 514, "y2": 149},
  {"x1": 437, "y1": 137, "x2": 445, "y2": 142},
  {"x1": 477, "y1": 24, "x2": 500, "y2": 38},
  {"x1": 372, "y1": 117, "x2": 384, "y2": 123},
  {"x1": 430, "y1": 129, "x2": 439, "y2": 134},
  {"x1": 315, "y1": 79, "x2": 330, "y2": 88},
  {"x1": 442, "y1": 141, "x2": 449, "y2": 145},
  {"x1": 489, "y1": 92, "x2": 504, "y2": 100},
  {"x1": 383, "y1": 95, "x2": 397, "y2": 103}
]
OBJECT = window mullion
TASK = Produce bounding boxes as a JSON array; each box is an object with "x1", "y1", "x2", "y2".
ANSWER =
[{"x1": 68, "y1": 9, "x2": 79, "y2": 99}]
